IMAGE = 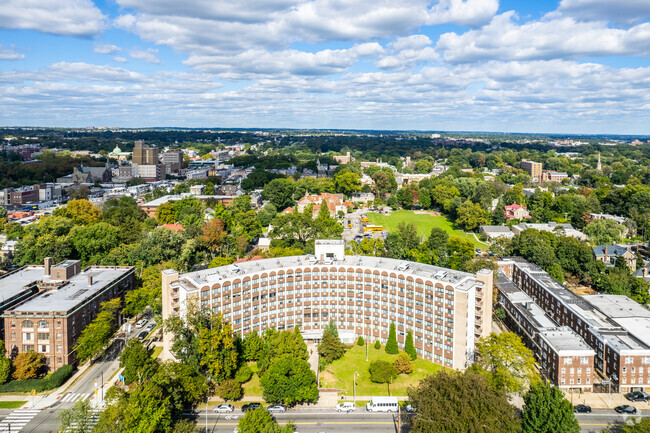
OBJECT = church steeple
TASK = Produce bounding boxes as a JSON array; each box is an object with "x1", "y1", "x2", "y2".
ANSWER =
[{"x1": 596, "y1": 152, "x2": 602, "y2": 171}]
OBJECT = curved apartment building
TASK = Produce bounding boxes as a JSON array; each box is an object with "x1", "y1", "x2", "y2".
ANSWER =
[{"x1": 162, "y1": 240, "x2": 493, "y2": 370}]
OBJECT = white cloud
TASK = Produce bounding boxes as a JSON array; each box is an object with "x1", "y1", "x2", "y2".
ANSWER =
[
  {"x1": 437, "y1": 12, "x2": 650, "y2": 63},
  {"x1": 427, "y1": 0, "x2": 498, "y2": 27},
  {"x1": 556, "y1": 0, "x2": 650, "y2": 26},
  {"x1": 0, "y1": 45, "x2": 24, "y2": 60},
  {"x1": 129, "y1": 48, "x2": 161, "y2": 64},
  {"x1": 376, "y1": 35, "x2": 438, "y2": 70},
  {"x1": 0, "y1": 0, "x2": 105, "y2": 37},
  {"x1": 113, "y1": 56, "x2": 128, "y2": 63},
  {"x1": 184, "y1": 43, "x2": 383, "y2": 77},
  {"x1": 94, "y1": 43, "x2": 121, "y2": 55}
]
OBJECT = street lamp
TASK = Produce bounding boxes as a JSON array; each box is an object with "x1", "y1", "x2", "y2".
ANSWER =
[{"x1": 353, "y1": 371, "x2": 360, "y2": 406}]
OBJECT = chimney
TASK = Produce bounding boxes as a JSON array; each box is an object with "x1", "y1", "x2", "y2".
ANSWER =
[
  {"x1": 44, "y1": 257, "x2": 52, "y2": 276},
  {"x1": 88, "y1": 275, "x2": 94, "y2": 286}
]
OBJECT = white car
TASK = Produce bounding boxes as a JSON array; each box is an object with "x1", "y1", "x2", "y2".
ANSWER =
[
  {"x1": 135, "y1": 319, "x2": 147, "y2": 328},
  {"x1": 214, "y1": 404, "x2": 234, "y2": 413},
  {"x1": 336, "y1": 402, "x2": 355, "y2": 412}
]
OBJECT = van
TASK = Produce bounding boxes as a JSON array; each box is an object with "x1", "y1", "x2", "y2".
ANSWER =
[
  {"x1": 336, "y1": 402, "x2": 355, "y2": 412},
  {"x1": 366, "y1": 397, "x2": 398, "y2": 412}
]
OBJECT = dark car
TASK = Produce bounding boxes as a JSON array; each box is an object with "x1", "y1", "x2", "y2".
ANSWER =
[
  {"x1": 615, "y1": 405, "x2": 637, "y2": 414},
  {"x1": 242, "y1": 403, "x2": 261, "y2": 412},
  {"x1": 625, "y1": 392, "x2": 648, "y2": 402},
  {"x1": 137, "y1": 331, "x2": 148, "y2": 341},
  {"x1": 574, "y1": 404, "x2": 591, "y2": 413},
  {"x1": 267, "y1": 404, "x2": 287, "y2": 413}
]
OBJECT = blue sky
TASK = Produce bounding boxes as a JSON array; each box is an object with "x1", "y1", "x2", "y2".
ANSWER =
[{"x1": 1, "y1": 0, "x2": 650, "y2": 134}]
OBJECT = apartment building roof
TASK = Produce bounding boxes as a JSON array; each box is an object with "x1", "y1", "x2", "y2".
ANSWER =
[
  {"x1": 538, "y1": 327, "x2": 594, "y2": 354},
  {"x1": 4, "y1": 266, "x2": 133, "y2": 314},
  {"x1": 179, "y1": 254, "x2": 480, "y2": 293}
]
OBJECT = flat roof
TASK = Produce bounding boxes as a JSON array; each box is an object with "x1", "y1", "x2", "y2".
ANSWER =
[
  {"x1": 180, "y1": 254, "x2": 481, "y2": 293},
  {"x1": 583, "y1": 294, "x2": 650, "y2": 319},
  {"x1": 539, "y1": 327, "x2": 594, "y2": 354},
  {"x1": 7, "y1": 267, "x2": 132, "y2": 314},
  {"x1": 0, "y1": 266, "x2": 47, "y2": 303},
  {"x1": 142, "y1": 194, "x2": 235, "y2": 207},
  {"x1": 480, "y1": 225, "x2": 512, "y2": 233}
]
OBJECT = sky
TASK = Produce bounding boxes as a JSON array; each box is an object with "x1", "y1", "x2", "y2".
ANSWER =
[{"x1": 1, "y1": 0, "x2": 650, "y2": 134}]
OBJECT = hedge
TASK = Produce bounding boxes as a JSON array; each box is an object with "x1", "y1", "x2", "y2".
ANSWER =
[{"x1": 0, "y1": 365, "x2": 74, "y2": 393}]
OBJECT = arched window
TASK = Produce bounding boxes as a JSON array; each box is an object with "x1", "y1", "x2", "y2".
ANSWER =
[{"x1": 22, "y1": 320, "x2": 33, "y2": 328}]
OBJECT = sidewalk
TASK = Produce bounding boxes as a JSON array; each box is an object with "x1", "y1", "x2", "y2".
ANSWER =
[{"x1": 564, "y1": 391, "x2": 647, "y2": 409}]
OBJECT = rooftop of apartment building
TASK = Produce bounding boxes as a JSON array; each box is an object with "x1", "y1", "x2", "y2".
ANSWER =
[
  {"x1": 538, "y1": 327, "x2": 594, "y2": 354},
  {"x1": 0, "y1": 261, "x2": 133, "y2": 315},
  {"x1": 179, "y1": 251, "x2": 485, "y2": 294}
]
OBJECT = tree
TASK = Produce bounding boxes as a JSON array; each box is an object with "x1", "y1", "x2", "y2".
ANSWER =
[
  {"x1": 238, "y1": 406, "x2": 294, "y2": 433},
  {"x1": 473, "y1": 332, "x2": 539, "y2": 395},
  {"x1": 408, "y1": 370, "x2": 520, "y2": 433},
  {"x1": 74, "y1": 298, "x2": 122, "y2": 363},
  {"x1": 69, "y1": 222, "x2": 121, "y2": 264},
  {"x1": 368, "y1": 360, "x2": 397, "y2": 384},
  {"x1": 256, "y1": 203, "x2": 277, "y2": 227},
  {"x1": 197, "y1": 313, "x2": 238, "y2": 383},
  {"x1": 334, "y1": 169, "x2": 361, "y2": 196},
  {"x1": 455, "y1": 200, "x2": 488, "y2": 231},
  {"x1": 619, "y1": 418, "x2": 650, "y2": 433},
  {"x1": 374, "y1": 340, "x2": 381, "y2": 350},
  {"x1": 584, "y1": 218, "x2": 625, "y2": 245},
  {"x1": 262, "y1": 178, "x2": 295, "y2": 210},
  {"x1": 261, "y1": 357, "x2": 318, "y2": 405},
  {"x1": 318, "y1": 333, "x2": 346, "y2": 364},
  {"x1": 385, "y1": 222, "x2": 420, "y2": 260},
  {"x1": 204, "y1": 181, "x2": 216, "y2": 195},
  {"x1": 323, "y1": 320, "x2": 338, "y2": 338},
  {"x1": 357, "y1": 336, "x2": 365, "y2": 346},
  {"x1": 521, "y1": 382, "x2": 579, "y2": 433},
  {"x1": 0, "y1": 342, "x2": 11, "y2": 384},
  {"x1": 53, "y1": 199, "x2": 102, "y2": 225},
  {"x1": 235, "y1": 364, "x2": 253, "y2": 384},
  {"x1": 404, "y1": 330, "x2": 417, "y2": 360},
  {"x1": 394, "y1": 353, "x2": 413, "y2": 374},
  {"x1": 243, "y1": 332, "x2": 264, "y2": 361},
  {"x1": 12, "y1": 350, "x2": 45, "y2": 380},
  {"x1": 120, "y1": 339, "x2": 158, "y2": 385},
  {"x1": 385, "y1": 323, "x2": 399, "y2": 354},
  {"x1": 58, "y1": 399, "x2": 95, "y2": 433},
  {"x1": 415, "y1": 159, "x2": 433, "y2": 174},
  {"x1": 218, "y1": 378, "x2": 243, "y2": 401}
]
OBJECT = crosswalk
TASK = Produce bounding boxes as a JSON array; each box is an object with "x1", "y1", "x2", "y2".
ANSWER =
[
  {"x1": 62, "y1": 410, "x2": 102, "y2": 432},
  {"x1": 0, "y1": 409, "x2": 40, "y2": 432},
  {"x1": 58, "y1": 392, "x2": 95, "y2": 403}
]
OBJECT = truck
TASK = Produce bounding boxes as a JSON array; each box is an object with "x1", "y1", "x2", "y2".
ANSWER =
[{"x1": 366, "y1": 397, "x2": 398, "y2": 412}]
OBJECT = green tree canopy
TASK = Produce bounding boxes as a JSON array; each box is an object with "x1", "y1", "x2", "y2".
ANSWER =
[
  {"x1": 260, "y1": 357, "x2": 318, "y2": 406},
  {"x1": 521, "y1": 382, "x2": 579, "y2": 433},
  {"x1": 385, "y1": 322, "x2": 399, "y2": 354},
  {"x1": 237, "y1": 406, "x2": 294, "y2": 433}
]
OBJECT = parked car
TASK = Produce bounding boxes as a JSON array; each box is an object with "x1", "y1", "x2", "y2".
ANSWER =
[
  {"x1": 336, "y1": 402, "x2": 355, "y2": 412},
  {"x1": 267, "y1": 404, "x2": 287, "y2": 413},
  {"x1": 137, "y1": 331, "x2": 148, "y2": 341},
  {"x1": 145, "y1": 323, "x2": 156, "y2": 332},
  {"x1": 615, "y1": 405, "x2": 637, "y2": 414},
  {"x1": 625, "y1": 392, "x2": 648, "y2": 402},
  {"x1": 405, "y1": 404, "x2": 417, "y2": 413},
  {"x1": 136, "y1": 319, "x2": 147, "y2": 328},
  {"x1": 214, "y1": 404, "x2": 234, "y2": 413},
  {"x1": 574, "y1": 404, "x2": 591, "y2": 413},
  {"x1": 241, "y1": 403, "x2": 261, "y2": 412}
]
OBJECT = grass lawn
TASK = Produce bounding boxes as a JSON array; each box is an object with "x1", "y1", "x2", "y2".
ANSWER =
[
  {"x1": 367, "y1": 210, "x2": 484, "y2": 249},
  {"x1": 151, "y1": 346, "x2": 163, "y2": 359},
  {"x1": 242, "y1": 362, "x2": 262, "y2": 397},
  {"x1": 0, "y1": 401, "x2": 26, "y2": 409},
  {"x1": 321, "y1": 344, "x2": 446, "y2": 396}
]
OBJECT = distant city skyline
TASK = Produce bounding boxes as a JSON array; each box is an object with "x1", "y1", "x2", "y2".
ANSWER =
[{"x1": 1, "y1": 0, "x2": 650, "y2": 134}]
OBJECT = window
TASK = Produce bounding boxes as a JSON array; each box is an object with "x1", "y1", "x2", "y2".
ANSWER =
[
  {"x1": 38, "y1": 320, "x2": 48, "y2": 328},
  {"x1": 56, "y1": 332, "x2": 62, "y2": 340},
  {"x1": 37, "y1": 333, "x2": 49, "y2": 340},
  {"x1": 23, "y1": 345, "x2": 34, "y2": 352},
  {"x1": 39, "y1": 345, "x2": 48, "y2": 353},
  {"x1": 57, "y1": 345, "x2": 62, "y2": 352},
  {"x1": 23, "y1": 333, "x2": 33, "y2": 341},
  {"x1": 10, "y1": 332, "x2": 15, "y2": 340},
  {"x1": 580, "y1": 357, "x2": 589, "y2": 364},
  {"x1": 563, "y1": 358, "x2": 572, "y2": 365},
  {"x1": 22, "y1": 320, "x2": 33, "y2": 328}
]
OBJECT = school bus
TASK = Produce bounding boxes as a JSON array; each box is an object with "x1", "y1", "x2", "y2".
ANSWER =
[{"x1": 363, "y1": 225, "x2": 383, "y2": 233}]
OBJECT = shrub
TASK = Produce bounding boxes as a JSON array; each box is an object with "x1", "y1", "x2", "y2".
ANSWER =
[
  {"x1": 234, "y1": 364, "x2": 253, "y2": 384},
  {"x1": 357, "y1": 336, "x2": 365, "y2": 346},
  {"x1": 0, "y1": 365, "x2": 74, "y2": 393},
  {"x1": 369, "y1": 360, "x2": 397, "y2": 384},
  {"x1": 405, "y1": 331, "x2": 417, "y2": 361},
  {"x1": 394, "y1": 353, "x2": 413, "y2": 374},
  {"x1": 374, "y1": 340, "x2": 381, "y2": 350}
]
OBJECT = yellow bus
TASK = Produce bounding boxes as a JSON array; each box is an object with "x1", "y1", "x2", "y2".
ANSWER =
[{"x1": 364, "y1": 225, "x2": 383, "y2": 233}]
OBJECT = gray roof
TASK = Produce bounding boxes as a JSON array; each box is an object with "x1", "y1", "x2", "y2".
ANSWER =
[
  {"x1": 480, "y1": 225, "x2": 512, "y2": 234},
  {"x1": 538, "y1": 327, "x2": 594, "y2": 354},
  {"x1": 6, "y1": 267, "x2": 132, "y2": 314},
  {"x1": 180, "y1": 254, "x2": 481, "y2": 293},
  {"x1": 0, "y1": 266, "x2": 48, "y2": 304},
  {"x1": 592, "y1": 245, "x2": 630, "y2": 257}
]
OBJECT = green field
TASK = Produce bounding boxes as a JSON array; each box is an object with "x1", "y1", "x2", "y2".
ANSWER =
[
  {"x1": 242, "y1": 362, "x2": 262, "y2": 397},
  {"x1": 320, "y1": 344, "x2": 446, "y2": 396},
  {"x1": 0, "y1": 401, "x2": 27, "y2": 409},
  {"x1": 367, "y1": 210, "x2": 484, "y2": 249}
]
